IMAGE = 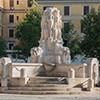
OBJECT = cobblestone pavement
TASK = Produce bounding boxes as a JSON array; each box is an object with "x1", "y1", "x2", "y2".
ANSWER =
[{"x1": 0, "y1": 94, "x2": 100, "y2": 100}]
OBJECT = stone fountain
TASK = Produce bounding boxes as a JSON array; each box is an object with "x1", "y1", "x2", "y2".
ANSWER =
[
  {"x1": 0, "y1": 7, "x2": 99, "y2": 94},
  {"x1": 29, "y1": 7, "x2": 99, "y2": 86},
  {"x1": 30, "y1": 7, "x2": 71, "y2": 65}
]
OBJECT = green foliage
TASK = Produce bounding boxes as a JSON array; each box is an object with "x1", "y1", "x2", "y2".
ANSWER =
[
  {"x1": 15, "y1": 0, "x2": 41, "y2": 57},
  {"x1": 62, "y1": 23, "x2": 82, "y2": 60},
  {"x1": 0, "y1": 37, "x2": 7, "y2": 57},
  {"x1": 80, "y1": 7, "x2": 100, "y2": 60}
]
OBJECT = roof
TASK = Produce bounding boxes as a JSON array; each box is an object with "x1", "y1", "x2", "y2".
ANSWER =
[
  {"x1": 0, "y1": 7, "x2": 4, "y2": 12},
  {"x1": 36, "y1": 0, "x2": 100, "y2": 3}
]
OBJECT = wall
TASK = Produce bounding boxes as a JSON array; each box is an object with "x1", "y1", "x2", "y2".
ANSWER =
[
  {"x1": 0, "y1": 0, "x2": 28, "y2": 49},
  {"x1": 38, "y1": 1, "x2": 100, "y2": 33}
]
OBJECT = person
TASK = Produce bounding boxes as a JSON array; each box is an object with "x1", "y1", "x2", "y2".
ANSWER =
[
  {"x1": 23, "y1": 57, "x2": 27, "y2": 63},
  {"x1": 30, "y1": 48, "x2": 37, "y2": 63},
  {"x1": 25, "y1": 58, "x2": 27, "y2": 63},
  {"x1": 62, "y1": 47, "x2": 71, "y2": 64},
  {"x1": 41, "y1": 7, "x2": 54, "y2": 40},
  {"x1": 41, "y1": 12, "x2": 48, "y2": 40},
  {"x1": 53, "y1": 8, "x2": 62, "y2": 41}
]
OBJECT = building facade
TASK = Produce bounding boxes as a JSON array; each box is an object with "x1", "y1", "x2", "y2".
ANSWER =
[
  {"x1": 0, "y1": 0, "x2": 32, "y2": 50},
  {"x1": 0, "y1": 0, "x2": 100, "y2": 50},
  {"x1": 37, "y1": 0, "x2": 100, "y2": 33}
]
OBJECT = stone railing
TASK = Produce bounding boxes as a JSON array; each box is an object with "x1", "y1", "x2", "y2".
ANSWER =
[
  {"x1": 45, "y1": 64, "x2": 85, "y2": 78},
  {"x1": 0, "y1": 57, "x2": 12, "y2": 90},
  {"x1": 82, "y1": 78, "x2": 94, "y2": 91},
  {"x1": 0, "y1": 57, "x2": 99, "y2": 91},
  {"x1": 0, "y1": 57, "x2": 43, "y2": 90}
]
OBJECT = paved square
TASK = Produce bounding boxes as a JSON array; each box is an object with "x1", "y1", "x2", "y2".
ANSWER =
[{"x1": 0, "y1": 94, "x2": 100, "y2": 100}]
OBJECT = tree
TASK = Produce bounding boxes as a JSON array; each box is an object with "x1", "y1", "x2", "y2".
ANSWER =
[
  {"x1": 15, "y1": 0, "x2": 41, "y2": 57},
  {"x1": 80, "y1": 7, "x2": 100, "y2": 60},
  {"x1": 0, "y1": 37, "x2": 7, "y2": 57},
  {"x1": 62, "y1": 22, "x2": 82, "y2": 60}
]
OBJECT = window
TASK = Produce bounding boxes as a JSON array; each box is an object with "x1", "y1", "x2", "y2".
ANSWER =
[
  {"x1": 9, "y1": 29, "x2": 14, "y2": 38},
  {"x1": 27, "y1": 0, "x2": 32, "y2": 7},
  {"x1": 9, "y1": 0, "x2": 14, "y2": 9},
  {"x1": 64, "y1": 6, "x2": 70, "y2": 16},
  {"x1": 17, "y1": 16, "x2": 19, "y2": 20},
  {"x1": 43, "y1": 6, "x2": 53, "y2": 10},
  {"x1": 83, "y1": 6, "x2": 90, "y2": 15},
  {"x1": 17, "y1": 0, "x2": 19, "y2": 5},
  {"x1": 9, "y1": 43, "x2": 14, "y2": 50},
  {"x1": 64, "y1": 22, "x2": 70, "y2": 33},
  {"x1": 9, "y1": 15, "x2": 14, "y2": 23}
]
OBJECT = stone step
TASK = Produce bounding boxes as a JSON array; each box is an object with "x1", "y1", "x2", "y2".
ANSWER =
[
  {"x1": 27, "y1": 77, "x2": 67, "y2": 84},
  {"x1": 8, "y1": 87, "x2": 81, "y2": 92},
  {"x1": 25, "y1": 83, "x2": 68, "y2": 87},
  {"x1": 28, "y1": 80, "x2": 66, "y2": 84},
  {"x1": 29, "y1": 77, "x2": 67, "y2": 80},
  {"x1": 91, "y1": 88, "x2": 100, "y2": 93},
  {"x1": 28, "y1": 77, "x2": 67, "y2": 82},
  {"x1": 4, "y1": 90, "x2": 83, "y2": 95}
]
